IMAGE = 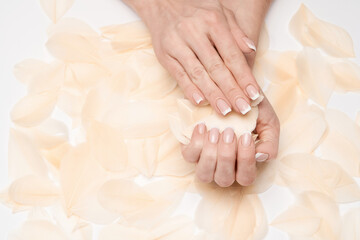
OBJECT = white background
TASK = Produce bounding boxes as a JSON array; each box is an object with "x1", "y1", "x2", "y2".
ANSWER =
[{"x1": 1, "y1": 0, "x2": 360, "y2": 239}]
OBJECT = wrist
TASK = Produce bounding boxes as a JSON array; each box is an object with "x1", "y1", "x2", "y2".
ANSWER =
[{"x1": 123, "y1": 0, "x2": 164, "y2": 25}]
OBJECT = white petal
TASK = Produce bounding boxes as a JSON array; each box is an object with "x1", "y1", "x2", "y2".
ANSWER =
[
  {"x1": 39, "y1": 0, "x2": 75, "y2": 23},
  {"x1": 331, "y1": 60, "x2": 360, "y2": 92}
]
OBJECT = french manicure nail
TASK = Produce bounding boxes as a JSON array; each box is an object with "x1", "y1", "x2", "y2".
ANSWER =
[
  {"x1": 223, "y1": 128, "x2": 234, "y2": 143},
  {"x1": 235, "y1": 98, "x2": 251, "y2": 115},
  {"x1": 193, "y1": 92, "x2": 204, "y2": 104},
  {"x1": 198, "y1": 123, "x2": 205, "y2": 134},
  {"x1": 246, "y1": 85, "x2": 260, "y2": 101},
  {"x1": 242, "y1": 37, "x2": 256, "y2": 51},
  {"x1": 216, "y1": 99, "x2": 231, "y2": 116},
  {"x1": 209, "y1": 128, "x2": 219, "y2": 144},
  {"x1": 241, "y1": 132, "x2": 252, "y2": 147},
  {"x1": 255, "y1": 153, "x2": 269, "y2": 162}
]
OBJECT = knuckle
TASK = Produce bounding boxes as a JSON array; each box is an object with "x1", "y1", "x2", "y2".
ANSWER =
[
  {"x1": 208, "y1": 61, "x2": 225, "y2": 75},
  {"x1": 224, "y1": 51, "x2": 242, "y2": 65},
  {"x1": 218, "y1": 151, "x2": 235, "y2": 163},
  {"x1": 205, "y1": 10, "x2": 222, "y2": 23},
  {"x1": 174, "y1": 69, "x2": 188, "y2": 81},
  {"x1": 226, "y1": 86, "x2": 242, "y2": 101},
  {"x1": 190, "y1": 66, "x2": 205, "y2": 81}
]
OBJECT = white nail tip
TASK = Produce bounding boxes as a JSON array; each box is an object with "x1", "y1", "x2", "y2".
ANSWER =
[
  {"x1": 240, "y1": 105, "x2": 251, "y2": 115},
  {"x1": 256, "y1": 153, "x2": 268, "y2": 162},
  {"x1": 222, "y1": 107, "x2": 232, "y2": 116},
  {"x1": 250, "y1": 92, "x2": 260, "y2": 101}
]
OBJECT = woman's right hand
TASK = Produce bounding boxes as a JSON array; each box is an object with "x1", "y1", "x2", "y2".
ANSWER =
[{"x1": 123, "y1": 0, "x2": 263, "y2": 116}]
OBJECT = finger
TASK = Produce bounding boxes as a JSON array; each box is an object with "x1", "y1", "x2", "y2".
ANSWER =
[
  {"x1": 161, "y1": 55, "x2": 205, "y2": 106},
  {"x1": 185, "y1": 35, "x2": 252, "y2": 115},
  {"x1": 255, "y1": 97, "x2": 280, "y2": 162},
  {"x1": 236, "y1": 132, "x2": 256, "y2": 186},
  {"x1": 168, "y1": 46, "x2": 232, "y2": 116},
  {"x1": 181, "y1": 123, "x2": 207, "y2": 163},
  {"x1": 209, "y1": 22, "x2": 262, "y2": 103},
  {"x1": 196, "y1": 128, "x2": 219, "y2": 183},
  {"x1": 214, "y1": 128, "x2": 237, "y2": 187},
  {"x1": 223, "y1": 9, "x2": 256, "y2": 54}
]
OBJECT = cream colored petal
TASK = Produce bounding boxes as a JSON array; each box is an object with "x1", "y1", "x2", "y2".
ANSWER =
[
  {"x1": 307, "y1": 15, "x2": 355, "y2": 58},
  {"x1": 11, "y1": 220, "x2": 69, "y2": 240},
  {"x1": 126, "y1": 138, "x2": 159, "y2": 177},
  {"x1": 10, "y1": 89, "x2": 58, "y2": 128},
  {"x1": 103, "y1": 99, "x2": 171, "y2": 138},
  {"x1": 47, "y1": 18, "x2": 99, "y2": 37},
  {"x1": 289, "y1": 4, "x2": 318, "y2": 47},
  {"x1": 265, "y1": 81, "x2": 303, "y2": 124},
  {"x1": 243, "y1": 159, "x2": 277, "y2": 194},
  {"x1": 60, "y1": 143, "x2": 106, "y2": 215},
  {"x1": 316, "y1": 109, "x2": 360, "y2": 177},
  {"x1": 298, "y1": 192, "x2": 341, "y2": 240},
  {"x1": 98, "y1": 224, "x2": 149, "y2": 240},
  {"x1": 279, "y1": 104, "x2": 327, "y2": 157},
  {"x1": 341, "y1": 208, "x2": 360, "y2": 240},
  {"x1": 39, "y1": 0, "x2": 75, "y2": 23},
  {"x1": 331, "y1": 60, "x2": 360, "y2": 92},
  {"x1": 97, "y1": 179, "x2": 154, "y2": 217},
  {"x1": 279, "y1": 153, "x2": 360, "y2": 203},
  {"x1": 8, "y1": 175, "x2": 60, "y2": 206},
  {"x1": 296, "y1": 47, "x2": 335, "y2": 107},
  {"x1": 272, "y1": 192, "x2": 340, "y2": 239},
  {"x1": 87, "y1": 121, "x2": 127, "y2": 172},
  {"x1": 13, "y1": 59, "x2": 48, "y2": 85},
  {"x1": 28, "y1": 118, "x2": 69, "y2": 149},
  {"x1": 260, "y1": 51, "x2": 298, "y2": 83},
  {"x1": 100, "y1": 21, "x2": 151, "y2": 53},
  {"x1": 317, "y1": 130, "x2": 360, "y2": 177},
  {"x1": 356, "y1": 111, "x2": 360, "y2": 127},
  {"x1": 271, "y1": 205, "x2": 321, "y2": 236},
  {"x1": 28, "y1": 62, "x2": 65, "y2": 94},
  {"x1": 66, "y1": 63, "x2": 109, "y2": 90},
  {"x1": 289, "y1": 4, "x2": 355, "y2": 57},
  {"x1": 8, "y1": 129, "x2": 48, "y2": 181},
  {"x1": 150, "y1": 215, "x2": 195, "y2": 240},
  {"x1": 41, "y1": 143, "x2": 70, "y2": 170},
  {"x1": 46, "y1": 33, "x2": 99, "y2": 63}
]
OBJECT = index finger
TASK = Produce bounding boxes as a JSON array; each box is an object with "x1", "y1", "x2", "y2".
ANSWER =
[{"x1": 210, "y1": 24, "x2": 262, "y2": 103}]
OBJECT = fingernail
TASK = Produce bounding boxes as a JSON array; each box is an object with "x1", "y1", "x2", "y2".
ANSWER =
[
  {"x1": 242, "y1": 37, "x2": 256, "y2": 51},
  {"x1": 216, "y1": 99, "x2": 231, "y2": 116},
  {"x1": 255, "y1": 153, "x2": 269, "y2": 162},
  {"x1": 223, "y1": 128, "x2": 234, "y2": 143},
  {"x1": 236, "y1": 98, "x2": 251, "y2": 115},
  {"x1": 193, "y1": 92, "x2": 203, "y2": 104},
  {"x1": 241, "y1": 132, "x2": 252, "y2": 147},
  {"x1": 246, "y1": 85, "x2": 260, "y2": 101},
  {"x1": 198, "y1": 123, "x2": 205, "y2": 134},
  {"x1": 209, "y1": 128, "x2": 219, "y2": 144}
]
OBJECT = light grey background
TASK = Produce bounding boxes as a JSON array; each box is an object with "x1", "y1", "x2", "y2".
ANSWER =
[{"x1": 1, "y1": 0, "x2": 360, "y2": 239}]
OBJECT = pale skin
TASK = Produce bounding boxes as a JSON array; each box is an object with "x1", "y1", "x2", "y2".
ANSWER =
[{"x1": 123, "y1": 0, "x2": 280, "y2": 187}]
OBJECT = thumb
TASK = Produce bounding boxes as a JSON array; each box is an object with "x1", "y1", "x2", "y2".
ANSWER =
[{"x1": 255, "y1": 98, "x2": 280, "y2": 162}]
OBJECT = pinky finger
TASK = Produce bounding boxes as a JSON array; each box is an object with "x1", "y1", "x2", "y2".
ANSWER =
[{"x1": 163, "y1": 55, "x2": 205, "y2": 105}]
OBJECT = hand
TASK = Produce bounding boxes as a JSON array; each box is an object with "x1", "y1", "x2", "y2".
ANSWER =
[
  {"x1": 181, "y1": 97, "x2": 280, "y2": 187},
  {"x1": 123, "y1": 0, "x2": 262, "y2": 116}
]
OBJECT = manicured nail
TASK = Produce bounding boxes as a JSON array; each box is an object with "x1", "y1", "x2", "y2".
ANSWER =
[
  {"x1": 236, "y1": 98, "x2": 251, "y2": 115},
  {"x1": 209, "y1": 128, "x2": 219, "y2": 144},
  {"x1": 193, "y1": 92, "x2": 203, "y2": 104},
  {"x1": 256, "y1": 153, "x2": 269, "y2": 162},
  {"x1": 223, "y1": 128, "x2": 234, "y2": 143},
  {"x1": 242, "y1": 37, "x2": 256, "y2": 51},
  {"x1": 241, "y1": 132, "x2": 252, "y2": 147},
  {"x1": 246, "y1": 85, "x2": 260, "y2": 101},
  {"x1": 216, "y1": 99, "x2": 231, "y2": 116},
  {"x1": 198, "y1": 123, "x2": 205, "y2": 134}
]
